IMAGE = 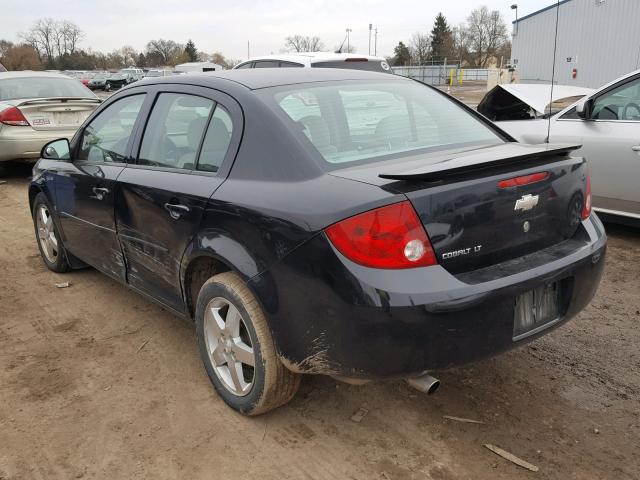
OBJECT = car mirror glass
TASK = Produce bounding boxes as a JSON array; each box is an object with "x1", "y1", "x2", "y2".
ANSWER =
[{"x1": 42, "y1": 138, "x2": 71, "y2": 161}]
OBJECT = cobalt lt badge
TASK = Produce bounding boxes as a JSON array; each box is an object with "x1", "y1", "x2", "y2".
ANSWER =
[{"x1": 523, "y1": 221, "x2": 531, "y2": 233}]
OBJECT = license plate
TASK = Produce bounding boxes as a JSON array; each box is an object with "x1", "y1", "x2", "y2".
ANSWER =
[
  {"x1": 513, "y1": 282, "x2": 560, "y2": 340},
  {"x1": 55, "y1": 112, "x2": 79, "y2": 125}
]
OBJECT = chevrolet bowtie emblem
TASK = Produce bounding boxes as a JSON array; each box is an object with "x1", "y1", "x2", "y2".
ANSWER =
[{"x1": 514, "y1": 194, "x2": 539, "y2": 211}]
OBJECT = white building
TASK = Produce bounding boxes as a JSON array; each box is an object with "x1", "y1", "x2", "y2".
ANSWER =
[{"x1": 511, "y1": 0, "x2": 640, "y2": 88}]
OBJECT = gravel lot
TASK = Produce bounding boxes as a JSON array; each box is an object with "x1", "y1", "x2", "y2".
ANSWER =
[{"x1": 1, "y1": 90, "x2": 639, "y2": 478}]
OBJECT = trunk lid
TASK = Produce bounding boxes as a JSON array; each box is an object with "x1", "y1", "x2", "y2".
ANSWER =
[
  {"x1": 16, "y1": 98, "x2": 99, "y2": 131},
  {"x1": 329, "y1": 143, "x2": 588, "y2": 275}
]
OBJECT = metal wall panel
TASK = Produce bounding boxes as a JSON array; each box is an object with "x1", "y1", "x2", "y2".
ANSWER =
[{"x1": 512, "y1": 0, "x2": 640, "y2": 88}]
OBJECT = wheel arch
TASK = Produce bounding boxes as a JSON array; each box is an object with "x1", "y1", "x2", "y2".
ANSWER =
[{"x1": 180, "y1": 229, "x2": 271, "y2": 320}]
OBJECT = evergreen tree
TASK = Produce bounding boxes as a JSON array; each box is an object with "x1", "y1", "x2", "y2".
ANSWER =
[
  {"x1": 430, "y1": 13, "x2": 452, "y2": 61},
  {"x1": 392, "y1": 41, "x2": 411, "y2": 66},
  {"x1": 185, "y1": 39, "x2": 198, "y2": 62}
]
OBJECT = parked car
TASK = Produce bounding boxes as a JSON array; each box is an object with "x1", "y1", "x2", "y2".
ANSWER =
[
  {"x1": 234, "y1": 52, "x2": 391, "y2": 73},
  {"x1": 120, "y1": 67, "x2": 144, "y2": 82},
  {"x1": 484, "y1": 71, "x2": 640, "y2": 223},
  {"x1": 144, "y1": 69, "x2": 175, "y2": 78},
  {"x1": 0, "y1": 71, "x2": 100, "y2": 175},
  {"x1": 88, "y1": 72, "x2": 110, "y2": 90},
  {"x1": 29, "y1": 69, "x2": 606, "y2": 415},
  {"x1": 104, "y1": 72, "x2": 134, "y2": 91}
]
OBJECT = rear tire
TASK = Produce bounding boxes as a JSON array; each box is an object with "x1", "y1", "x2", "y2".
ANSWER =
[
  {"x1": 32, "y1": 193, "x2": 71, "y2": 273},
  {"x1": 195, "y1": 272, "x2": 301, "y2": 415},
  {"x1": 0, "y1": 164, "x2": 7, "y2": 178}
]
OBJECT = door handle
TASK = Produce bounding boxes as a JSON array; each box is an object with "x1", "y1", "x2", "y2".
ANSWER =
[
  {"x1": 92, "y1": 187, "x2": 110, "y2": 200},
  {"x1": 164, "y1": 202, "x2": 190, "y2": 220},
  {"x1": 631, "y1": 145, "x2": 640, "y2": 152}
]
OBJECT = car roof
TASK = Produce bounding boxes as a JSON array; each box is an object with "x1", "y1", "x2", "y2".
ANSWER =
[
  {"x1": 238, "y1": 52, "x2": 387, "y2": 67},
  {"x1": 144, "y1": 68, "x2": 405, "y2": 90},
  {"x1": 0, "y1": 71, "x2": 75, "y2": 80}
]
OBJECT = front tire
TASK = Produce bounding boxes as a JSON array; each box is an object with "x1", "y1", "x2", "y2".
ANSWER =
[
  {"x1": 104, "y1": 82, "x2": 111, "y2": 92},
  {"x1": 32, "y1": 193, "x2": 70, "y2": 273},
  {"x1": 195, "y1": 272, "x2": 301, "y2": 415}
]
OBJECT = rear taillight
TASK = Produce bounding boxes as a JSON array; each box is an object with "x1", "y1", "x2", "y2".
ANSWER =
[
  {"x1": 0, "y1": 106, "x2": 30, "y2": 126},
  {"x1": 497, "y1": 171, "x2": 549, "y2": 188},
  {"x1": 581, "y1": 173, "x2": 592, "y2": 220},
  {"x1": 325, "y1": 201, "x2": 437, "y2": 269}
]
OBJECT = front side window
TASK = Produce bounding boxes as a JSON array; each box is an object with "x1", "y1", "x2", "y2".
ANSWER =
[
  {"x1": 139, "y1": 93, "x2": 214, "y2": 170},
  {"x1": 592, "y1": 77, "x2": 640, "y2": 120},
  {"x1": 77, "y1": 94, "x2": 145, "y2": 163},
  {"x1": 267, "y1": 81, "x2": 502, "y2": 167}
]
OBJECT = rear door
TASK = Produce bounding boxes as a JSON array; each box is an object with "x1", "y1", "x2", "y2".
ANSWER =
[
  {"x1": 57, "y1": 93, "x2": 147, "y2": 280},
  {"x1": 115, "y1": 85, "x2": 241, "y2": 311},
  {"x1": 551, "y1": 74, "x2": 640, "y2": 217}
]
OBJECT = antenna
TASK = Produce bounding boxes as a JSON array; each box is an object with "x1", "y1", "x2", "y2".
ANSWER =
[{"x1": 547, "y1": 0, "x2": 560, "y2": 143}]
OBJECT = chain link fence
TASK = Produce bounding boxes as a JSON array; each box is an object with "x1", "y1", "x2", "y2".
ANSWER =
[{"x1": 391, "y1": 66, "x2": 490, "y2": 86}]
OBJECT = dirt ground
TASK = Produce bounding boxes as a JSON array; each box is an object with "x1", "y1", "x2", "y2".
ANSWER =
[{"x1": 1, "y1": 166, "x2": 639, "y2": 480}]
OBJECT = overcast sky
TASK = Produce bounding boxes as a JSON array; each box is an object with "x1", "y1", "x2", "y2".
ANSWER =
[{"x1": 1, "y1": 0, "x2": 549, "y2": 60}]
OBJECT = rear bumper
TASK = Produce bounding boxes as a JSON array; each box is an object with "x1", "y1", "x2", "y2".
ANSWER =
[
  {"x1": 0, "y1": 130, "x2": 76, "y2": 162},
  {"x1": 249, "y1": 214, "x2": 607, "y2": 378}
]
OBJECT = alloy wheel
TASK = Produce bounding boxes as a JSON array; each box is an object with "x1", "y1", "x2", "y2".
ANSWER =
[
  {"x1": 36, "y1": 204, "x2": 58, "y2": 263},
  {"x1": 203, "y1": 297, "x2": 256, "y2": 396}
]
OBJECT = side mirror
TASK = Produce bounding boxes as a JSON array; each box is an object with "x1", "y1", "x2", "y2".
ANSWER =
[
  {"x1": 576, "y1": 98, "x2": 593, "y2": 119},
  {"x1": 41, "y1": 138, "x2": 71, "y2": 160}
]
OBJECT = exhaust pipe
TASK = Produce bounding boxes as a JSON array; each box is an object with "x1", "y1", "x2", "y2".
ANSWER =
[{"x1": 407, "y1": 374, "x2": 440, "y2": 395}]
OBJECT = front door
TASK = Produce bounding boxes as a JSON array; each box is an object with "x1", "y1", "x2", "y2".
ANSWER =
[
  {"x1": 57, "y1": 93, "x2": 146, "y2": 280},
  {"x1": 552, "y1": 74, "x2": 640, "y2": 217},
  {"x1": 115, "y1": 87, "x2": 239, "y2": 311}
]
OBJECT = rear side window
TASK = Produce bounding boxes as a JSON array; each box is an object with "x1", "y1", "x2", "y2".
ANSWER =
[
  {"x1": 197, "y1": 106, "x2": 233, "y2": 173},
  {"x1": 139, "y1": 93, "x2": 214, "y2": 170},
  {"x1": 254, "y1": 61, "x2": 280, "y2": 68},
  {"x1": 280, "y1": 61, "x2": 304, "y2": 68},
  {"x1": 267, "y1": 81, "x2": 502, "y2": 167},
  {"x1": 312, "y1": 60, "x2": 391, "y2": 73},
  {"x1": 78, "y1": 94, "x2": 145, "y2": 163}
]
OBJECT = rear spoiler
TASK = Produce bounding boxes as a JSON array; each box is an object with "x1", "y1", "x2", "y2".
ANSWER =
[
  {"x1": 378, "y1": 144, "x2": 582, "y2": 183},
  {"x1": 18, "y1": 97, "x2": 101, "y2": 106}
]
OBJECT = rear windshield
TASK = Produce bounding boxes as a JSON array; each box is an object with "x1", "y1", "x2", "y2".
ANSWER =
[
  {"x1": 312, "y1": 60, "x2": 390, "y2": 73},
  {"x1": 0, "y1": 76, "x2": 94, "y2": 101},
  {"x1": 265, "y1": 81, "x2": 502, "y2": 167}
]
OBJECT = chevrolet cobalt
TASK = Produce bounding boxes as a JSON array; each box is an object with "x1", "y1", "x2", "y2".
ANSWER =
[{"x1": 29, "y1": 69, "x2": 606, "y2": 415}]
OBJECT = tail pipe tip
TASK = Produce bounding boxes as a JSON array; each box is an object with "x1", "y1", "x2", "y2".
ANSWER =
[{"x1": 407, "y1": 374, "x2": 441, "y2": 395}]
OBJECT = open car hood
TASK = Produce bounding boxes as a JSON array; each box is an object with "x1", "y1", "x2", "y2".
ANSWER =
[{"x1": 478, "y1": 84, "x2": 593, "y2": 121}]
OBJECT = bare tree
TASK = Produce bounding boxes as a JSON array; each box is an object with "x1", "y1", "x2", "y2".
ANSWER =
[
  {"x1": 145, "y1": 39, "x2": 183, "y2": 66},
  {"x1": 119, "y1": 45, "x2": 138, "y2": 66},
  {"x1": 410, "y1": 32, "x2": 431, "y2": 65},
  {"x1": 284, "y1": 35, "x2": 325, "y2": 52},
  {"x1": 460, "y1": 6, "x2": 508, "y2": 68},
  {"x1": 60, "y1": 20, "x2": 83, "y2": 55},
  {"x1": 20, "y1": 18, "x2": 57, "y2": 65}
]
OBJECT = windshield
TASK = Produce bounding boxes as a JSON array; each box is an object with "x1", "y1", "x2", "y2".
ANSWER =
[
  {"x1": 145, "y1": 71, "x2": 161, "y2": 77},
  {"x1": 265, "y1": 81, "x2": 502, "y2": 167},
  {"x1": 0, "y1": 76, "x2": 95, "y2": 101},
  {"x1": 93, "y1": 74, "x2": 108, "y2": 80}
]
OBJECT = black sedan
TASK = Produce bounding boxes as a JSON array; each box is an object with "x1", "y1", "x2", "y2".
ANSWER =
[{"x1": 29, "y1": 69, "x2": 606, "y2": 415}]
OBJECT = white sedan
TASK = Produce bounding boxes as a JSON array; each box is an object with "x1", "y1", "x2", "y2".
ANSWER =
[{"x1": 481, "y1": 71, "x2": 640, "y2": 223}]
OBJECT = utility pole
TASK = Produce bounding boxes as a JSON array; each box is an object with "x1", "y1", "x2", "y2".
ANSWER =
[
  {"x1": 346, "y1": 28, "x2": 352, "y2": 52},
  {"x1": 374, "y1": 27, "x2": 378, "y2": 56},
  {"x1": 368, "y1": 24, "x2": 372, "y2": 55},
  {"x1": 247, "y1": 41, "x2": 250, "y2": 59}
]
